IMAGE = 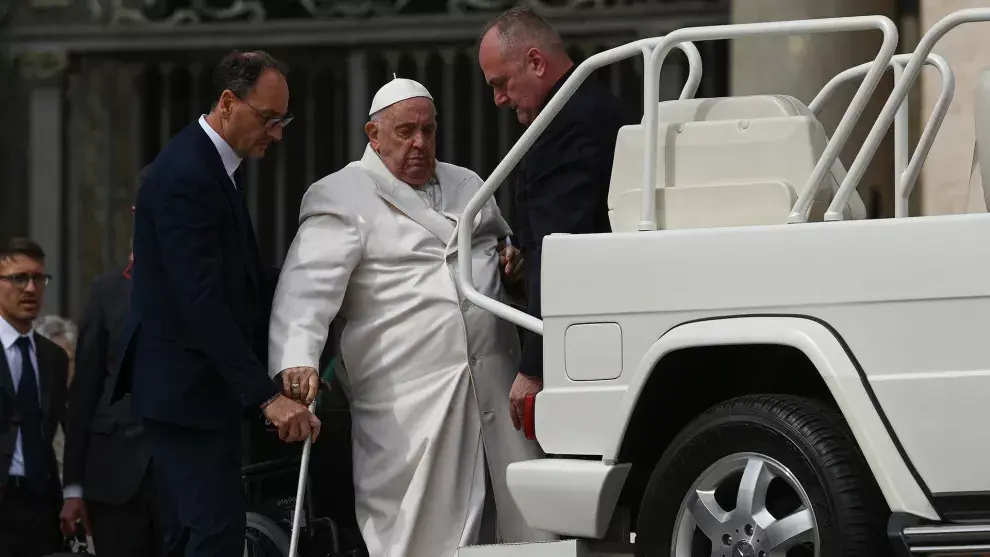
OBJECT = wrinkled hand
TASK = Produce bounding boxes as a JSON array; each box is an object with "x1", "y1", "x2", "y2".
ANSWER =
[
  {"x1": 279, "y1": 366, "x2": 319, "y2": 405},
  {"x1": 499, "y1": 245, "x2": 524, "y2": 283},
  {"x1": 263, "y1": 395, "x2": 322, "y2": 443},
  {"x1": 508, "y1": 372, "x2": 543, "y2": 431},
  {"x1": 60, "y1": 498, "x2": 90, "y2": 537}
]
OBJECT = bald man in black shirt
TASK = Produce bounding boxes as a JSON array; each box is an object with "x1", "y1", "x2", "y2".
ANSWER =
[{"x1": 478, "y1": 6, "x2": 628, "y2": 429}]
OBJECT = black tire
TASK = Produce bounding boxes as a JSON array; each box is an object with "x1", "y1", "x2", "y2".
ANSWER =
[
  {"x1": 245, "y1": 511, "x2": 291, "y2": 557},
  {"x1": 635, "y1": 395, "x2": 891, "y2": 557}
]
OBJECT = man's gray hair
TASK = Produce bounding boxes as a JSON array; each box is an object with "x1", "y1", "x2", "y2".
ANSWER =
[
  {"x1": 480, "y1": 5, "x2": 566, "y2": 57},
  {"x1": 34, "y1": 314, "x2": 78, "y2": 350}
]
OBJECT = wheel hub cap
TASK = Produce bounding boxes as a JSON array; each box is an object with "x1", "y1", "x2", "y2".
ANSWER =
[
  {"x1": 671, "y1": 452, "x2": 820, "y2": 557},
  {"x1": 732, "y1": 541, "x2": 756, "y2": 557}
]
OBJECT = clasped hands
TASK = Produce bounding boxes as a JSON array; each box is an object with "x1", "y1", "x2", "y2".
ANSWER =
[{"x1": 263, "y1": 366, "x2": 322, "y2": 443}]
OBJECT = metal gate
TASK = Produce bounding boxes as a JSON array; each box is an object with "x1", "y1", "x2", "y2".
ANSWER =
[{"x1": 54, "y1": 2, "x2": 728, "y2": 318}]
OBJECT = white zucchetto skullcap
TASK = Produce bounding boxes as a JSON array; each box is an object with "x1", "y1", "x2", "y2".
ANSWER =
[{"x1": 368, "y1": 74, "x2": 435, "y2": 115}]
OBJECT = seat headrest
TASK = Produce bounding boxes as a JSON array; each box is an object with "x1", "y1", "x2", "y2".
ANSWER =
[{"x1": 645, "y1": 94, "x2": 814, "y2": 125}]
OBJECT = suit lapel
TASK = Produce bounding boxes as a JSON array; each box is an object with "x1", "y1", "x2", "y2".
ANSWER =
[
  {"x1": 191, "y1": 124, "x2": 260, "y2": 288},
  {"x1": 232, "y1": 168, "x2": 263, "y2": 286},
  {"x1": 34, "y1": 339, "x2": 53, "y2": 422},
  {"x1": 0, "y1": 349, "x2": 13, "y2": 414},
  {"x1": 432, "y1": 164, "x2": 491, "y2": 257},
  {"x1": 360, "y1": 145, "x2": 457, "y2": 246}
]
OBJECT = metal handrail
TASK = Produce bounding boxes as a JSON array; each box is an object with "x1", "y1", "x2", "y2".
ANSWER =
[
  {"x1": 634, "y1": 17, "x2": 898, "y2": 229},
  {"x1": 455, "y1": 17, "x2": 900, "y2": 333},
  {"x1": 454, "y1": 40, "x2": 703, "y2": 335},
  {"x1": 826, "y1": 7, "x2": 990, "y2": 221},
  {"x1": 810, "y1": 53, "x2": 955, "y2": 218}
]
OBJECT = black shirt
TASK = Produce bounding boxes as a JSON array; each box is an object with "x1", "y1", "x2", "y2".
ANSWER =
[{"x1": 513, "y1": 67, "x2": 629, "y2": 379}]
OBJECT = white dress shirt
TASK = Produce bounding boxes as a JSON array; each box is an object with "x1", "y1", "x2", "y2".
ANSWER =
[
  {"x1": 198, "y1": 115, "x2": 242, "y2": 187},
  {"x1": 0, "y1": 315, "x2": 40, "y2": 479}
]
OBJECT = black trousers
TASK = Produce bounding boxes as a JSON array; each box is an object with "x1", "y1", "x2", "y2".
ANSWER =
[
  {"x1": 0, "y1": 480, "x2": 63, "y2": 557},
  {"x1": 144, "y1": 419, "x2": 245, "y2": 557},
  {"x1": 88, "y1": 470, "x2": 164, "y2": 557}
]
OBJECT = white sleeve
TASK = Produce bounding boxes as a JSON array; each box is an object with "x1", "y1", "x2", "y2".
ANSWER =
[{"x1": 268, "y1": 181, "x2": 363, "y2": 378}]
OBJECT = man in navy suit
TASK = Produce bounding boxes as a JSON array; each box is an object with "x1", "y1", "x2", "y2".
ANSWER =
[{"x1": 112, "y1": 50, "x2": 321, "y2": 557}]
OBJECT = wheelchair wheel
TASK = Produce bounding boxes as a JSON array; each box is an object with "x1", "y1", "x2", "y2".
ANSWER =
[{"x1": 245, "y1": 511, "x2": 290, "y2": 557}]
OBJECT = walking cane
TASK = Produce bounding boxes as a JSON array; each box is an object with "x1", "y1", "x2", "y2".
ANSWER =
[
  {"x1": 288, "y1": 372, "x2": 332, "y2": 557},
  {"x1": 289, "y1": 399, "x2": 317, "y2": 557}
]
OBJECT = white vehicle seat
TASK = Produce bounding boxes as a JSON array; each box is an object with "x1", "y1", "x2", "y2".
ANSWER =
[
  {"x1": 607, "y1": 94, "x2": 868, "y2": 232},
  {"x1": 970, "y1": 69, "x2": 990, "y2": 212}
]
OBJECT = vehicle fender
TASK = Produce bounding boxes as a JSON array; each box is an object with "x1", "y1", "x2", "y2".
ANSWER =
[{"x1": 602, "y1": 315, "x2": 939, "y2": 520}]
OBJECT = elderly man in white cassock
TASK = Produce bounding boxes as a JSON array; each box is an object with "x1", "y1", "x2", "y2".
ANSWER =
[{"x1": 267, "y1": 77, "x2": 556, "y2": 557}]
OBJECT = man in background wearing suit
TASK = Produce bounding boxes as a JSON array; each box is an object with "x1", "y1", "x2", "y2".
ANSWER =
[
  {"x1": 478, "y1": 6, "x2": 627, "y2": 428},
  {"x1": 112, "y1": 50, "x2": 321, "y2": 557},
  {"x1": 60, "y1": 167, "x2": 161, "y2": 557},
  {"x1": 0, "y1": 238, "x2": 70, "y2": 557}
]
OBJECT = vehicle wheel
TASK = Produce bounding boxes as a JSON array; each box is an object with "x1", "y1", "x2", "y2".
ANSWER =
[
  {"x1": 635, "y1": 395, "x2": 891, "y2": 557},
  {"x1": 245, "y1": 512, "x2": 291, "y2": 557}
]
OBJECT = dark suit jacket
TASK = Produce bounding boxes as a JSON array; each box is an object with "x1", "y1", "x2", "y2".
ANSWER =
[
  {"x1": 513, "y1": 67, "x2": 629, "y2": 379},
  {"x1": 112, "y1": 121, "x2": 278, "y2": 431},
  {"x1": 63, "y1": 265, "x2": 152, "y2": 505},
  {"x1": 0, "y1": 333, "x2": 69, "y2": 503}
]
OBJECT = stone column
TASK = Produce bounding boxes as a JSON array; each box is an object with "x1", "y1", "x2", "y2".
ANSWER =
[
  {"x1": 731, "y1": 0, "x2": 899, "y2": 218},
  {"x1": 67, "y1": 58, "x2": 145, "y2": 320},
  {"x1": 919, "y1": 0, "x2": 990, "y2": 215},
  {"x1": 347, "y1": 50, "x2": 369, "y2": 162},
  {"x1": 0, "y1": 52, "x2": 30, "y2": 241},
  {"x1": 20, "y1": 50, "x2": 69, "y2": 315}
]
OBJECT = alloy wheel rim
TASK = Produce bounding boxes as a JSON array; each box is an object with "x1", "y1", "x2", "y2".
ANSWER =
[{"x1": 671, "y1": 452, "x2": 819, "y2": 557}]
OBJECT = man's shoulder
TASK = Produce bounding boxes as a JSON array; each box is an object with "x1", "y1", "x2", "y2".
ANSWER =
[
  {"x1": 301, "y1": 164, "x2": 378, "y2": 209},
  {"x1": 525, "y1": 77, "x2": 626, "y2": 161},
  {"x1": 157, "y1": 122, "x2": 209, "y2": 164},
  {"x1": 146, "y1": 124, "x2": 214, "y2": 185},
  {"x1": 311, "y1": 163, "x2": 374, "y2": 194},
  {"x1": 554, "y1": 77, "x2": 626, "y2": 130},
  {"x1": 140, "y1": 132, "x2": 219, "y2": 205}
]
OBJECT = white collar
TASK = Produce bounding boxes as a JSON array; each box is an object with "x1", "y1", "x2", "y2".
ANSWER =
[
  {"x1": 0, "y1": 314, "x2": 34, "y2": 353},
  {"x1": 198, "y1": 115, "x2": 242, "y2": 180}
]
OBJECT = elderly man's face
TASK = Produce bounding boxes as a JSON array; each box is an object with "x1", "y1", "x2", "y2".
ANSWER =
[
  {"x1": 218, "y1": 69, "x2": 290, "y2": 158},
  {"x1": 366, "y1": 97, "x2": 437, "y2": 186},
  {"x1": 478, "y1": 28, "x2": 547, "y2": 126},
  {"x1": 0, "y1": 255, "x2": 46, "y2": 332}
]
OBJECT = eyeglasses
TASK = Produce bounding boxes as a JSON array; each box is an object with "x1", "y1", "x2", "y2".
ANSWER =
[
  {"x1": 235, "y1": 95, "x2": 294, "y2": 130},
  {"x1": 0, "y1": 273, "x2": 52, "y2": 289}
]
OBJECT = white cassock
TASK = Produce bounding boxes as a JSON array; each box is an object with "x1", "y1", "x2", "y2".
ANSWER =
[{"x1": 268, "y1": 145, "x2": 556, "y2": 557}]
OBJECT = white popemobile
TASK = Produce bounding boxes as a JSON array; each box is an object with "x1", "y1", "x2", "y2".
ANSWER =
[{"x1": 448, "y1": 7, "x2": 990, "y2": 557}]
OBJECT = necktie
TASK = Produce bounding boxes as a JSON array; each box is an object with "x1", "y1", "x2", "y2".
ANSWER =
[
  {"x1": 233, "y1": 167, "x2": 245, "y2": 191},
  {"x1": 14, "y1": 336, "x2": 46, "y2": 495}
]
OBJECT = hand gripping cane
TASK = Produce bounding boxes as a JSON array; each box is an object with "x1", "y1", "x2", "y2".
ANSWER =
[{"x1": 289, "y1": 378, "x2": 331, "y2": 557}]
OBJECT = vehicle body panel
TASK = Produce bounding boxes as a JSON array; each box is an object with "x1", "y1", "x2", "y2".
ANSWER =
[{"x1": 536, "y1": 213, "x2": 990, "y2": 507}]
